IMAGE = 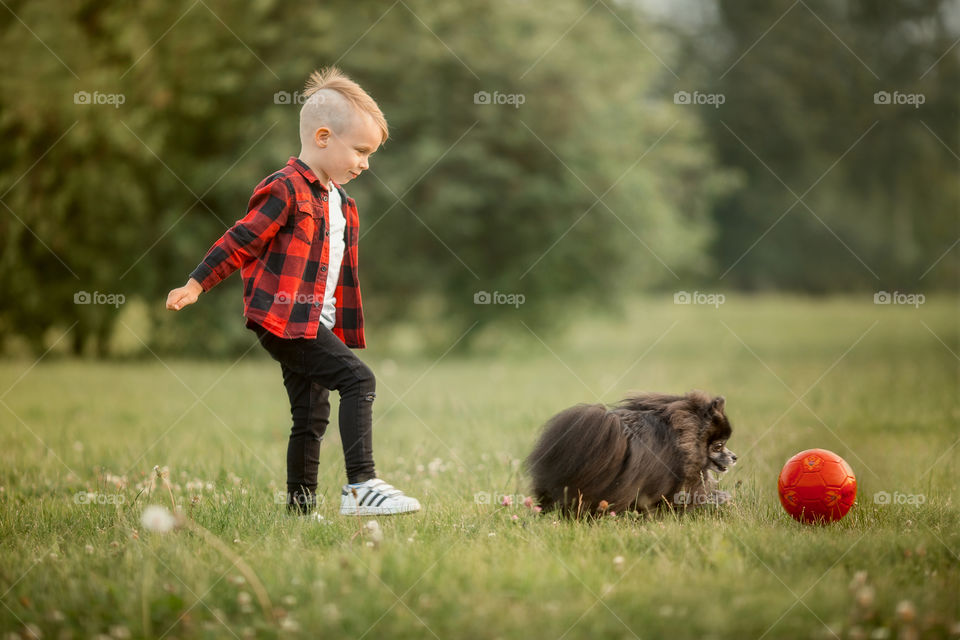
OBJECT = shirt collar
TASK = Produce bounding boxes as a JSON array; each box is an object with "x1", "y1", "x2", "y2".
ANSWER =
[
  {"x1": 287, "y1": 157, "x2": 333, "y2": 192},
  {"x1": 287, "y1": 157, "x2": 349, "y2": 204}
]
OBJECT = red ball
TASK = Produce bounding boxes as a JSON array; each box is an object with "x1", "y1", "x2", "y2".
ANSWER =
[{"x1": 778, "y1": 448, "x2": 857, "y2": 523}]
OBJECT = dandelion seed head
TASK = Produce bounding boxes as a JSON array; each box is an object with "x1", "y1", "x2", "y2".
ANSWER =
[{"x1": 141, "y1": 505, "x2": 176, "y2": 533}]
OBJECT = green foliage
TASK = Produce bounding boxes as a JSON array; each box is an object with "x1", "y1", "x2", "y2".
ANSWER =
[
  {"x1": 675, "y1": 0, "x2": 959, "y2": 291},
  {"x1": 0, "y1": 0, "x2": 722, "y2": 356},
  {"x1": 1, "y1": 0, "x2": 300, "y2": 355},
  {"x1": 1, "y1": 0, "x2": 955, "y2": 357},
  {"x1": 342, "y1": 2, "x2": 725, "y2": 339}
]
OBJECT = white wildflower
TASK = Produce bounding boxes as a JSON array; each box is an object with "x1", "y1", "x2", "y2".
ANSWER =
[
  {"x1": 140, "y1": 505, "x2": 176, "y2": 533},
  {"x1": 364, "y1": 520, "x2": 383, "y2": 544}
]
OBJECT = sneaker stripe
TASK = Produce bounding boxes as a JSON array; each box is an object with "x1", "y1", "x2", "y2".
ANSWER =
[{"x1": 339, "y1": 479, "x2": 420, "y2": 516}]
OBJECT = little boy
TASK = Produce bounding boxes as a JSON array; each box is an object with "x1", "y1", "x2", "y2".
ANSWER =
[{"x1": 165, "y1": 67, "x2": 420, "y2": 516}]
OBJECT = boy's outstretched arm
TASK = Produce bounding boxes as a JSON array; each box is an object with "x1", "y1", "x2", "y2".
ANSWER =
[
  {"x1": 166, "y1": 278, "x2": 203, "y2": 311},
  {"x1": 164, "y1": 177, "x2": 292, "y2": 313}
]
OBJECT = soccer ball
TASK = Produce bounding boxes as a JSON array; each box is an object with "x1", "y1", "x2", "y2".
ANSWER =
[{"x1": 778, "y1": 448, "x2": 857, "y2": 523}]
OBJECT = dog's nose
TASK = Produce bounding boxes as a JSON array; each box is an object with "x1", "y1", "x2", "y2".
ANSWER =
[{"x1": 731, "y1": 453, "x2": 738, "y2": 463}]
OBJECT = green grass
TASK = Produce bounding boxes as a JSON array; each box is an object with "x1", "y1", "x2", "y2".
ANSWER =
[{"x1": 1, "y1": 295, "x2": 958, "y2": 639}]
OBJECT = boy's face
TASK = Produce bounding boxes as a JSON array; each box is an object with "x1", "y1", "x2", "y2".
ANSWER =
[{"x1": 312, "y1": 113, "x2": 381, "y2": 185}]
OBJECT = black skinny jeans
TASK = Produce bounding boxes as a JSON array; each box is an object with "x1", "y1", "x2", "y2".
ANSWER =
[{"x1": 250, "y1": 322, "x2": 377, "y2": 506}]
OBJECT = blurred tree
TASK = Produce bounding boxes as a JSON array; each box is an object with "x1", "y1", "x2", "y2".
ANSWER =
[
  {"x1": 0, "y1": 0, "x2": 325, "y2": 356},
  {"x1": 672, "y1": 0, "x2": 959, "y2": 291},
  {"x1": 0, "y1": 0, "x2": 725, "y2": 356},
  {"x1": 338, "y1": 1, "x2": 727, "y2": 347}
]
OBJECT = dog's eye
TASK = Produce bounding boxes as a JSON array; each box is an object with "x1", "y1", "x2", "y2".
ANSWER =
[{"x1": 712, "y1": 442, "x2": 724, "y2": 452}]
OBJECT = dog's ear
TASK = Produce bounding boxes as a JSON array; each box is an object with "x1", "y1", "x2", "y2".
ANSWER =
[{"x1": 709, "y1": 396, "x2": 726, "y2": 416}]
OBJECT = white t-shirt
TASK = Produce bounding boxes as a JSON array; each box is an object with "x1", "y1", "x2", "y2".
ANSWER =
[{"x1": 319, "y1": 182, "x2": 345, "y2": 330}]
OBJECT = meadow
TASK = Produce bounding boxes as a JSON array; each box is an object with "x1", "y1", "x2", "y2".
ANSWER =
[{"x1": 0, "y1": 295, "x2": 957, "y2": 639}]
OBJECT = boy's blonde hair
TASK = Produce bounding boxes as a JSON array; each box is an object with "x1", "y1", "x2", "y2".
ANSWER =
[{"x1": 299, "y1": 67, "x2": 388, "y2": 144}]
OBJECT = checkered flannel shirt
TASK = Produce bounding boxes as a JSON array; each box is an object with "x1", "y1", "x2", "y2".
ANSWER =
[{"x1": 189, "y1": 157, "x2": 365, "y2": 347}]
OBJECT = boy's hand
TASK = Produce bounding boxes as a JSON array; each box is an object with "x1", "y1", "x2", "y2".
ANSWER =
[{"x1": 166, "y1": 278, "x2": 203, "y2": 311}]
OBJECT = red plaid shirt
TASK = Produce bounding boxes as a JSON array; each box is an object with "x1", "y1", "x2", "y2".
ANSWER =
[{"x1": 190, "y1": 157, "x2": 365, "y2": 347}]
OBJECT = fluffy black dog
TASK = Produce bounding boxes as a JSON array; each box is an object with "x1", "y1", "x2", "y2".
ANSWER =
[{"x1": 526, "y1": 391, "x2": 737, "y2": 514}]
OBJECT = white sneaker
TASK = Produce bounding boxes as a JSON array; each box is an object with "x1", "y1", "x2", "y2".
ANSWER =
[{"x1": 340, "y1": 478, "x2": 421, "y2": 516}]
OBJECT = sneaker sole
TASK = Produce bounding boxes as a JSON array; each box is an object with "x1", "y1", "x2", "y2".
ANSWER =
[{"x1": 340, "y1": 503, "x2": 421, "y2": 516}]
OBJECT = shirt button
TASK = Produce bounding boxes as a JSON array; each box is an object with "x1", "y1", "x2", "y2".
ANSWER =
[
  {"x1": 314, "y1": 301, "x2": 321, "y2": 307},
  {"x1": 322, "y1": 196, "x2": 328, "y2": 201},
  {"x1": 320, "y1": 266, "x2": 327, "y2": 272}
]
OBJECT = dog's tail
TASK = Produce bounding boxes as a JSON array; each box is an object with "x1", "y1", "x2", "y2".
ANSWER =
[{"x1": 525, "y1": 403, "x2": 627, "y2": 513}]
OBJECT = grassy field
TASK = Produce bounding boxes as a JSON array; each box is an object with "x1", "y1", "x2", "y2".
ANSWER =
[{"x1": 0, "y1": 295, "x2": 957, "y2": 639}]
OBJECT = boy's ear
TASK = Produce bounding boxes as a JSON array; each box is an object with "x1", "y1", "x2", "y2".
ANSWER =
[{"x1": 313, "y1": 127, "x2": 331, "y2": 148}]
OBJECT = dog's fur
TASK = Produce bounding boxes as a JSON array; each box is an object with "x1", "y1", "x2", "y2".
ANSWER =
[{"x1": 526, "y1": 391, "x2": 737, "y2": 514}]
